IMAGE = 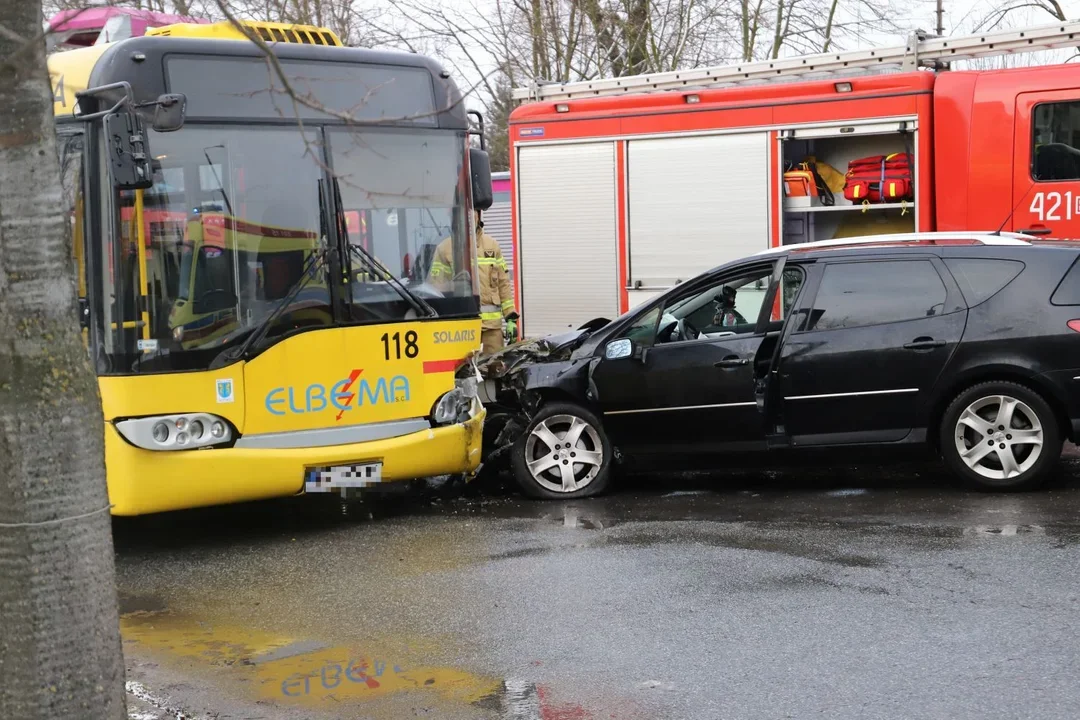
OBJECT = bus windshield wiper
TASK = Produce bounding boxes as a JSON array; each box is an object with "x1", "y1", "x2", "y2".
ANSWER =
[
  {"x1": 203, "y1": 146, "x2": 234, "y2": 216},
  {"x1": 345, "y1": 243, "x2": 437, "y2": 319},
  {"x1": 332, "y1": 178, "x2": 436, "y2": 319},
  {"x1": 208, "y1": 244, "x2": 328, "y2": 369}
]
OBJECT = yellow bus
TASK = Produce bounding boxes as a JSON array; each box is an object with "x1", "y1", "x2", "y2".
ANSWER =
[{"x1": 49, "y1": 20, "x2": 492, "y2": 515}]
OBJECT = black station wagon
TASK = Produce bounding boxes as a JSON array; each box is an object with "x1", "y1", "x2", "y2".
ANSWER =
[{"x1": 475, "y1": 232, "x2": 1080, "y2": 498}]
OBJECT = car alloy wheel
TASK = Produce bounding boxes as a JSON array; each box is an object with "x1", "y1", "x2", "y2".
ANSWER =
[
  {"x1": 953, "y1": 394, "x2": 1044, "y2": 482},
  {"x1": 523, "y1": 414, "x2": 604, "y2": 494}
]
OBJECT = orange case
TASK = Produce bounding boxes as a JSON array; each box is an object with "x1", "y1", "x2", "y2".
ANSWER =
[{"x1": 783, "y1": 169, "x2": 818, "y2": 197}]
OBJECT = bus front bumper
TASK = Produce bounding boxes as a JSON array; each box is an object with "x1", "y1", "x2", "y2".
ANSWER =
[{"x1": 105, "y1": 409, "x2": 485, "y2": 516}]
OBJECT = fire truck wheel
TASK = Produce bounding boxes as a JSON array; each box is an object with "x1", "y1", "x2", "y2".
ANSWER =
[
  {"x1": 512, "y1": 402, "x2": 613, "y2": 500},
  {"x1": 940, "y1": 381, "x2": 1062, "y2": 491}
]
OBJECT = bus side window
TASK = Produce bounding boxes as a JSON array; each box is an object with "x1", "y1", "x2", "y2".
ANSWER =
[{"x1": 58, "y1": 132, "x2": 89, "y2": 338}]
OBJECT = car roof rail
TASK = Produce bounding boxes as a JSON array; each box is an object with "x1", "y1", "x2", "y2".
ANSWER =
[{"x1": 754, "y1": 231, "x2": 1035, "y2": 256}]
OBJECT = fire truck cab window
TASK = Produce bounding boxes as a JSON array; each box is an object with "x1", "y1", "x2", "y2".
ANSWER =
[{"x1": 1033, "y1": 102, "x2": 1080, "y2": 181}]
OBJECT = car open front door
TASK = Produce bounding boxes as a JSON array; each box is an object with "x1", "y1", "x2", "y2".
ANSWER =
[
  {"x1": 774, "y1": 256, "x2": 966, "y2": 446},
  {"x1": 590, "y1": 261, "x2": 798, "y2": 457}
]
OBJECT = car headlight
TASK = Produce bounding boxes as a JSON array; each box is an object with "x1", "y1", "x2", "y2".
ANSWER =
[
  {"x1": 115, "y1": 413, "x2": 233, "y2": 451},
  {"x1": 431, "y1": 377, "x2": 480, "y2": 426}
]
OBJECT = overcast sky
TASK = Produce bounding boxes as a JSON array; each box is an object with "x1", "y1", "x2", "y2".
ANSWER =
[{"x1": 361, "y1": 0, "x2": 1080, "y2": 111}]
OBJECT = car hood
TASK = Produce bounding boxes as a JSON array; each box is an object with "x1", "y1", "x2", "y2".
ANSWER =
[{"x1": 476, "y1": 318, "x2": 610, "y2": 380}]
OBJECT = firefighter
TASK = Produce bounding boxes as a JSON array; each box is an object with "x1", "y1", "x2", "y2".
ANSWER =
[
  {"x1": 713, "y1": 285, "x2": 743, "y2": 328},
  {"x1": 428, "y1": 210, "x2": 517, "y2": 354}
]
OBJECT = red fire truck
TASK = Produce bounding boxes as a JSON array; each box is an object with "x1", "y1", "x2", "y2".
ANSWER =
[{"x1": 507, "y1": 21, "x2": 1080, "y2": 337}]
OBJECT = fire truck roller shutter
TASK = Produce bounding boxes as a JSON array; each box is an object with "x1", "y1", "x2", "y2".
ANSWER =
[
  {"x1": 626, "y1": 132, "x2": 770, "y2": 308},
  {"x1": 517, "y1": 142, "x2": 618, "y2": 337},
  {"x1": 482, "y1": 193, "x2": 515, "y2": 296}
]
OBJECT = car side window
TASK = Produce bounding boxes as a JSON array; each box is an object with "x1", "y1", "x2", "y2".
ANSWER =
[
  {"x1": 945, "y1": 258, "x2": 1024, "y2": 307},
  {"x1": 620, "y1": 306, "x2": 661, "y2": 345},
  {"x1": 650, "y1": 267, "x2": 776, "y2": 345},
  {"x1": 773, "y1": 268, "x2": 805, "y2": 328},
  {"x1": 804, "y1": 260, "x2": 947, "y2": 332}
]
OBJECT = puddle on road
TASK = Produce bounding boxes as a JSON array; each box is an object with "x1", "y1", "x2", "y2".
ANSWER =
[
  {"x1": 963, "y1": 524, "x2": 1047, "y2": 537},
  {"x1": 120, "y1": 608, "x2": 597, "y2": 719}
]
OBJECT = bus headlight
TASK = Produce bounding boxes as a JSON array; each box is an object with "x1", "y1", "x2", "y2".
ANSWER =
[
  {"x1": 115, "y1": 413, "x2": 233, "y2": 451},
  {"x1": 431, "y1": 377, "x2": 479, "y2": 426}
]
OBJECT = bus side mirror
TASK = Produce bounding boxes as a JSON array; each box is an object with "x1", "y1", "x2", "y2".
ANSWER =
[
  {"x1": 78, "y1": 297, "x2": 90, "y2": 330},
  {"x1": 152, "y1": 93, "x2": 186, "y2": 133},
  {"x1": 470, "y1": 147, "x2": 493, "y2": 211},
  {"x1": 104, "y1": 111, "x2": 153, "y2": 190}
]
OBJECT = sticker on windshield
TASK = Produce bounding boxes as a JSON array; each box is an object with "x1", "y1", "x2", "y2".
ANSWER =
[
  {"x1": 216, "y1": 378, "x2": 235, "y2": 404},
  {"x1": 137, "y1": 339, "x2": 158, "y2": 353}
]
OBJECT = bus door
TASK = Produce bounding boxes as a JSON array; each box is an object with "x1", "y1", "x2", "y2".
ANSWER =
[{"x1": 1013, "y1": 89, "x2": 1080, "y2": 238}]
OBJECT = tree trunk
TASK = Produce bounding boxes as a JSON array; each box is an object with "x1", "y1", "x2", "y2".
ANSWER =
[
  {"x1": 579, "y1": 0, "x2": 626, "y2": 76},
  {"x1": 623, "y1": 0, "x2": 650, "y2": 76},
  {"x1": 0, "y1": 1, "x2": 126, "y2": 719},
  {"x1": 822, "y1": 0, "x2": 839, "y2": 52}
]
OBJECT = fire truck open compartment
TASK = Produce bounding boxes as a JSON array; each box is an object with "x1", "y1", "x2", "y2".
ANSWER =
[{"x1": 779, "y1": 120, "x2": 919, "y2": 246}]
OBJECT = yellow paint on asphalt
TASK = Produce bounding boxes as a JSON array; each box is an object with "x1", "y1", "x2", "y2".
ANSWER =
[{"x1": 121, "y1": 610, "x2": 502, "y2": 711}]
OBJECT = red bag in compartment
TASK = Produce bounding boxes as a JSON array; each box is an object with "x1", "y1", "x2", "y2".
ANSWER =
[{"x1": 843, "y1": 153, "x2": 913, "y2": 203}]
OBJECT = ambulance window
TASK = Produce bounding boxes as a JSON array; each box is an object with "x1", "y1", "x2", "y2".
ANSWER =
[
  {"x1": 193, "y1": 247, "x2": 233, "y2": 300},
  {"x1": 1032, "y1": 102, "x2": 1080, "y2": 181}
]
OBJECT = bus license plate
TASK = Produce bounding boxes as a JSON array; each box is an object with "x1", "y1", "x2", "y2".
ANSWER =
[{"x1": 305, "y1": 463, "x2": 383, "y2": 493}]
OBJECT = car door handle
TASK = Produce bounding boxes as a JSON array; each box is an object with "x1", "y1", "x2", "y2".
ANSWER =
[
  {"x1": 715, "y1": 356, "x2": 749, "y2": 368},
  {"x1": 903, "y1": 337, "x2": 946, "y2": 350},
  {"x1": 1018, "y1": 227, "x2": 1052, "y2": 235}
]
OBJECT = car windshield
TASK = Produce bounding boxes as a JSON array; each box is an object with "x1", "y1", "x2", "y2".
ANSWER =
[{"x1": 95, "y1": 125, "x2": 477, "y2": 374}]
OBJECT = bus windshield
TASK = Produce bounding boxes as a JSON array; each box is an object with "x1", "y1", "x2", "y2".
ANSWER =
[
  {"x1": 98, "y1": 125, "x2": 477, "y2": 374},
  {"x1": 326, "y1": 127, "x2": 474, "y2": 320}
]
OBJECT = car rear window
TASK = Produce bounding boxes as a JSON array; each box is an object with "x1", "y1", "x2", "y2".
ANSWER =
[
  {"x1": 1050, "y1": 255, "x2": 1080, "y2": 305},
  {"x1": 944, "y1": 258, "x2": 1024, "y2": 307}
]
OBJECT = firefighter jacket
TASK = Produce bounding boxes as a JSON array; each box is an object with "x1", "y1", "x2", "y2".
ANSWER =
[{"x1": 428, "y1": 227, "x2": 515, "y2": 330}]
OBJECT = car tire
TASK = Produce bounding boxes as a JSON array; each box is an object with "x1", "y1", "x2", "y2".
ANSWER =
[
  {"x1": 940, "y1": 381, "x2": 1062, "y2": 491},
  {"x1": 511, "y1": 402, "x2": 613, "y2": 500}
]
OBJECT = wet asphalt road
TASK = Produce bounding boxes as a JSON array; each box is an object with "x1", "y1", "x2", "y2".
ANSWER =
[{"x1": 114, "y1": 459, "x2": 1080, "y2": 720}]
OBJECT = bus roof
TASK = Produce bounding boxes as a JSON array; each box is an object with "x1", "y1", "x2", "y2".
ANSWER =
[
  {"x1": 48, "y1": 20, "x2": 466, "y2": 131},
  {"x1": 54, "y1": 31, "x2": 466, "y2": 130}
]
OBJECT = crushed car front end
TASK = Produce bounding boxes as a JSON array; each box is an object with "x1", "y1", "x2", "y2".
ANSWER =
[{"x1": 472, "y1": 320, "x2": 610, "y2": 470}]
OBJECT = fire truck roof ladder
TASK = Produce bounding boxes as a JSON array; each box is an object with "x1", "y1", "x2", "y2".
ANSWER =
[{"x1": 514, "y1": 19, "x2": 1080, "y2": 102}]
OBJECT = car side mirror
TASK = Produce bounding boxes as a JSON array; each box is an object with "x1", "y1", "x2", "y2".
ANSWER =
[
  {"x1": 151, "y1": 93, "x2": 186, "y2": 133},
  {"x1": 103, "y1": 110, "x2": 153, "y2": 190},
  {"x1": 469, "y1": 147, "x2": 493, "y2": 211},
  {"x1": 605, "y1": 338, "x2": 635, "y2": 360}
]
